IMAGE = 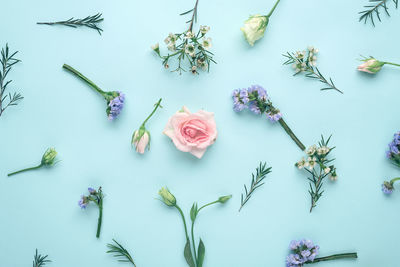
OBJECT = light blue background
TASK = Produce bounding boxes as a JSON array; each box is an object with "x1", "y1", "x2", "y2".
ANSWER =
[{"x1": 1, "y1": 0, "x2": 400, "y2": 266}]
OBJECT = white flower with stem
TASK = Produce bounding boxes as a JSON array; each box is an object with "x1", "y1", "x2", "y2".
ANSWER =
[
  {"x1": 296, "y1": 157, "x2": 307, "y2": 169},
  {"x1": 202, "y1": 38, "x2": 212, "y2": 50},
  {"x1": 200, "y1": 25, "x2": 210, "y2": 34},
  {"x1": 185, "y1": 43, "x2": 196, "y2": 57},
  {"x1": 307, "y1": 157, "x2": 317, "y2": 170},
  {"x1": 306, "y1": 145, "x2": 317, "y2": 156},
  {"x1": 324, "y1": 167, "x2": 331, "y2": 174}
]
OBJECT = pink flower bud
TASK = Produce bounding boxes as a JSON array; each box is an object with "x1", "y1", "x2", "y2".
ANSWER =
[
  {"x1": 133, "y1": 130, "x2": 150, "y2": 154},
  {"x1": 357, "y1": 58, "x2": 385, "y2": 74}
]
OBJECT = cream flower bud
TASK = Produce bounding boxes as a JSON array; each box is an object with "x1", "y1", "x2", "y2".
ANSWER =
[
  {"x1": 151, "y1": 43, "x2": 160, "y2": 56},
  {"x1": 132, "y1": 128, "x2": 150, "y2": 154},
  {"x1": 158, "y1": 187, "x2": 176, "y2": 206},
  {"x1": 358, "y1": 58, "x2": 385, "y2": 74},
  {"x1": 41, "y1": 148, "x2": 57, "y2": 166},
  {"x1": 240, "y1": 15, "x2": 268, "y2": 46}
]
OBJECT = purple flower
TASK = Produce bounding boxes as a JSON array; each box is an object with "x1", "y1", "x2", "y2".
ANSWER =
[
  {"x1": 382, "y1": 181, "x2": 394, "y2": 195},
  {"x1": 248, "y1": 102, "x2": 261, "y2": 114},
  {"x1": 107, "y1": 92, "x2": 125, "y2": 120},
  {"x1": 286, "y1": 239, "x2": 320, "y2": 267},
  {"x1": 88, "y1": 187, "x2": 96, "y2": 194},
  {"x1": 232, "y1": 89, "x2": 249, "y2": 112},
  {"x1": 267, "y1": 110, "x2": 282, "y2": 122},
  {"x1": 248, "y1": 85, "x2": 268, "y2": 101},
  {"x1": 78, "y1": 196, "x2": 88, "y2": 209}
]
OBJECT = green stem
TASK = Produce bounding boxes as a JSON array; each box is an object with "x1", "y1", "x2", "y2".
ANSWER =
[
  {"x1": 278, "y1": 118, "x2": 306, "y2": 151},
  {"x1": 7, "y1": 164, "x2": 43, "y2": 177},
  {"x1": 96, "y1": 199, "x2": 103, "y2": 238},
  {"x1": 266, "y1": 0, "x2": 281, "y2": 17},
  {"x1": 190, "y1": 200, "x2": 219, "y2": 265},
  {"x1": 63, "y1": 64, "x2": 105, "y2": 95},
  {"x1": 391, "y1": 177, "x2": 400, "y2": 183},
  {"x1": 141, "y1": 98, "x2": 162, "y2": 126},
  {"x1": 191, "y1": 220, "x2": 197, "y2": 262},
  {"x1": 306, "y1": 253, "x2": 358, "y2": 264},
  {"x1": 175, "y1": 205, "x2": 189, "y2": 239},
  {"x1": 384, "y1": 61, "x2": 400, "y2": 67}
]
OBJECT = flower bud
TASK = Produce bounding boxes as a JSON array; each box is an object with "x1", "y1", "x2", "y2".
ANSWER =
[
  {"x1": 132, "y1": 127, "x2": 150, "y2": 154},
  {"x1": 218, "y1": 195, "x2": 232, "y2": 204},
  {"x1": 158, "y1": 187, "x2": 176, "y2": 206},
  {"x1": 151, "y1": 43, "x2": 160, "y2": 56},
  {"x1": 41, "y1": 148, "x2": 57, "y2": 166},
  {"x1": 240, "y1": 15, "x2": 268, "y2": 46},
  {"x1": 358, "y1": 58, "x2": 385, "y2": 74}
]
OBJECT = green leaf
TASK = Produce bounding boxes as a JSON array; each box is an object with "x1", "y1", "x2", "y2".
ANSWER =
[
  {"x1": 197, "y1": 238, "x2": 205, "y2": 267},
  {"x1": 184, "y1": 238, "x2": 195, "y2": 267}
]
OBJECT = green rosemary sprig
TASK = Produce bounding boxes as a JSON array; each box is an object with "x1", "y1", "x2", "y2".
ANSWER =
[
  {"x1": 239, "y1": 162, "x2": 272, "y2": 212},
  {"x1": 107, "y1": 239, "x2": 136, "y2": 266},
  {"x1": 37, "y1": 13, "x2": 104, "y2": 35},
  {"x1": 0, "y1": 44, "x2": 23, "y2": 117},
  {"x1": 33, "y1": 249, "x2": 51, "y2": 267},
  {"x1": 295, "y1": 135, "x2": 337, "y2": 212},
  {"x1": 283, "y1": 47, "x2": 343, "y2": 94},
  {"x1": 359, "y1": 0, "x2": 398, "y2": 26}
]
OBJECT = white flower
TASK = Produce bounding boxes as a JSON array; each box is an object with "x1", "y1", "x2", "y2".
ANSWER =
[
  {"x1": 151, "y1": 43, "x2": 159, "y2": 51},
  {"x1": 165, "y1": 33, "x2": 177, "y2": 45},
  {"x1": 202, "y1": 38, "x2": 212, "y2": 50},
  {"x1": 308, "y1": 55, "x2": 317, "y2": 66},
  {"x1": 167, "y1": 43, "x2": 176, "y2": 52},
  {"x1": 307, "y1": 157, "x2": 317, "y2": 169},
  {"x1": 295, "y1": 51, "x2": 306, "y2": 60},
  {"x1": 240, "y1": 14, "x2": 268, "y2": 46},
  {"x1": 185, "y1": 31, "x2": 195, "y2": 39},
  {"x1": 317, "y1": 146, "x2": 330, "y2": 156},
  {"x1": 200, "y1": 25, "x2": 210, "y2": 34},
  {"x1": 308, "y1": 46, "x2": 319, "y2": 54},
  {"x1": 191, "y1": 65, "x2": 197, "y2": 74},
  {"x1": 197, "y1": 59, "x2": 208, "y2": 70},
  {"x1": 185, "y1": 43, "x2": 196, "y2": 57},
  {"x1": 306, "y1": 145, "x2": 317, "y2": 156},
  {"x1": 330, "y1": 173, "x2": 337, "y2": 181},
  {"x1": 324, "y1": 167, "x2": 331, "y2": 174},
  {"x1": 296, "y1": 157, "x2": 307, "y2": 169}
]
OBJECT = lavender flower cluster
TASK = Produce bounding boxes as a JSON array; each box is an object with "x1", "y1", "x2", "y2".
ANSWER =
[
  {"x1": 232, "y1": 85, "x2": 282, "y2": 122},
  {"x1": 386, "y1": 131, "x2": 400, "y2": 166},
  {"x1": 78, "y1": 187, "x2": 98, "y2": 209},
  {"x1": 286, "y1": 239, "x2": 319, "y2": 267},
  {"x1": 107, "y1": 92, "x2": 125, "y2": 120}
]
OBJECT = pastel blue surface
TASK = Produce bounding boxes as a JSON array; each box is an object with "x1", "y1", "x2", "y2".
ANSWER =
[{"x1": 1, "y1": 0, "x2": 400, "y2": 266}]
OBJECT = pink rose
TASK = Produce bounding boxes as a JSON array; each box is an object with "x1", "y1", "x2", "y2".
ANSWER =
[{"x1": 163, "y1": 106, "x2": 217, "y2": 159}]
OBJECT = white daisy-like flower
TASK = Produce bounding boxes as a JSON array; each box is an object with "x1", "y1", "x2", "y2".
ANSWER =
[
  {"x1": 306, "y1": 145, "x2": 317, "y2": 156},
  {"x1": 296, "y1": 157, "x2": 307, "y2": 169},
  {"x1": 167, "y1": 43, "x2": 176, "y2": 52},
  {"x1": 202, "y1": 38, "x2": 212, "y2": 50},
  {"x1": 168, "y1": 33, "x2": 177, "y2": 44},
  {"x1": 185, "y1": 43, "x2": 196, "y2": 57},
  {"x1": 200, "y1": 25, "x2": 210, "y2": 34},
  {"x1": 185, "y1": 31, "x2": 195, "y2": 39},
  {"x1": 307, "y1": 157, "x2": 317, "y2": 169},
  {"x1": 317, "y1": 146, "x2": 330, "y2": 156}
]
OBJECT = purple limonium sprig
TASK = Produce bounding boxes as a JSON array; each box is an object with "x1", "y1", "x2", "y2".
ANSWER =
[
  {"x1": 381, "y1": 178, "x2": 400, "y2": 195},
  {"x1": 286, "y1": 239, "x2": 357, "y2": 267},
  {"x1": 232, "y1": 85, "x2": 305, "y2": 151},
  {"x1": 63, "y1": 64, "x2": 125, "y2": 120},
  {"x1": 79, "y1": 186, "x2": 104, "y2": 238},
  {"x1": 386, "y1": 131, "x2": 400, "y2": 167}
]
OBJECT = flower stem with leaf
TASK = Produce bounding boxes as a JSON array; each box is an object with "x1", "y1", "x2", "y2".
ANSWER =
[
  {"x1": 158, "y1": 187, "x2": 231, "y2": 267},
  {"x1": 107, "y1": 239, "x2": 136, "y2": 266},
  {"x1": 37, "y1": 13, "x2": 104, "y2": 35}
]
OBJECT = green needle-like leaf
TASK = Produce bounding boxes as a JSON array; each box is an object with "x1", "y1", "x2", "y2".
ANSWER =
[{"x1": 106, "y1": 239, "x2": 136, "y2": 266}]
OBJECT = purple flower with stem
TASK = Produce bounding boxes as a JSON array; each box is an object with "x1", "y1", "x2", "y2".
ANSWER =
[
  {"x1": 232, "y1": 85, "x2": 305, "y2": 151},
  {"x1": 63, "y1": 64, "x2": 125, "y2": 120},
  {"x1": 78, "y1": 187, "x2": 104, "y2": 238},
  {"x1": 286, "y1": 239, "x2": 357, "y2": 267},
  {"x1": 387, "y1": 131, "x2": 400, "y2": 167},
  {"x1": 381, "y1": 178, "x2": 400, "y2": 195}
]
